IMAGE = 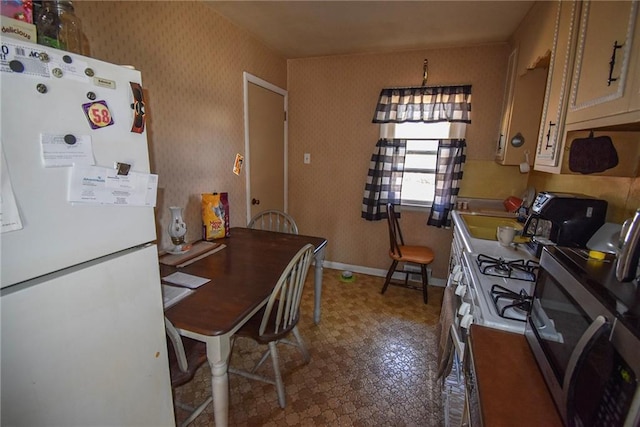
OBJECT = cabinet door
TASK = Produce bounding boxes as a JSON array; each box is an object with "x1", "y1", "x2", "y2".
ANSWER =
[
  {"x1": 495, "y1": 48, "x2": 518, "y2": 162},
  {"x1": 535, "y1": 0, "x2": 581, "y2": 172},
  {"x1": 566, "y1": 0, "x2": 639, "y2": 124},
  {"x1": 501, "y1": 67, "x2": 548, "y2": 166},
  {"x1": 629, "y1": 21, "x2": 640, "y2": 112}
]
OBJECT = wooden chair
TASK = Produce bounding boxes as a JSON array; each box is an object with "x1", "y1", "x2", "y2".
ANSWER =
[
  {"x1": 381, "y1": 203, "x2": 435, "y2": 304},
  {"x1": 228, "y1": 244, "x2": 314, "y2": 408},
  {"x1": 248, "y1": 209, "x2": 299, "y2": 234},
  {"x1": 165, "y1": 318, "x2": 213, "y2": 427}
]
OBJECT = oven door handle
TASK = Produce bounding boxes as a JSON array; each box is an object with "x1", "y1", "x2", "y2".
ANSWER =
[{"x1": 562, "y1": 315, "x2": 611, "y2": 405}]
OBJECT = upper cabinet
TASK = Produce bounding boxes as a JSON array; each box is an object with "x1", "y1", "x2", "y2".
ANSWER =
[
  {"x1": 534, "y1": 0, "x2": 640, "y2": 175},
  {"x1": 496, "y1": 2, "x2": 555, "y2": 166},
  {"x1": 495, "y1": 48, "x2": 518, "y2": 163},
  {"x1": 495, "y1": 64, "x2": 548, "y2": 166},
  {"x1": 565, "y1": 0, "x2": 640, "y2": 127},
  {"x1": 535, "y1": 0, "x2": 581, "y2": 173}
]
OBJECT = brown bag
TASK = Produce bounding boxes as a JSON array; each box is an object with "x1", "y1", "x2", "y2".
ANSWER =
[{"x1": 568, "y1": 131, "x2": 618, "y2": 174}]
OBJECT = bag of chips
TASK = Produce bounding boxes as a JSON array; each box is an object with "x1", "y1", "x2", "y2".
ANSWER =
[{"x1": 201, "y1": 192, "x2": 230, "y2": 240}]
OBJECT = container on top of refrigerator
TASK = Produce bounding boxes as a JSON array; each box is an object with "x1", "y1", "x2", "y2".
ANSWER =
[{"x1": 34, "y1": 1, "x2": 89, "y2": 55}]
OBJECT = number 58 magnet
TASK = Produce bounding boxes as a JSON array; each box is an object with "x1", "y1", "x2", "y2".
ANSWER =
[{"x1": 82, "y1": 100, "x2": 114, "y2": 129}]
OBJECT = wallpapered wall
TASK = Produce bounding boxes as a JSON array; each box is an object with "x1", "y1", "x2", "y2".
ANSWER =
[
  {"x1": 74, "y1": 1, "x2": 517, "y2": 280},
  {"x1": 74, "y1": 1, "x2": 287, "y2": 249},
  {"x1": 76, "y1": 2, "x2": 638, "y2": 282},
  {"x1": 287, "y1": 44, "x2": 514, "y2": 279}
]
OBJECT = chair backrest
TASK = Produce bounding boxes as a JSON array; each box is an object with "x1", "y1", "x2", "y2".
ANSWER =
[
  {"x1": 248, "y1": 210, "x2": 299, "y2": 234},
  {"x1": 165, "y1": 317, "x2": 207, "y2": 388},
  {"x1": 165, "y1": 317, "x2": 188, "y2": 373},
  {"x1": 386, "y1": 203, "x2": 404, "y2": 258},
  {"x1": 259, "y1": 244, "x2": 314, "y2": 339}
]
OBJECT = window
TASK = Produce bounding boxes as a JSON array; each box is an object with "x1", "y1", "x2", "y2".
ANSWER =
[{"x1": 380, "y1": 122, "x2": 467, "y2": 207}]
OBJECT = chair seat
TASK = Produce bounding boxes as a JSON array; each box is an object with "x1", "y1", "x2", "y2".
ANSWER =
[
  {"x1": 390, "y1": 245, "x2": 435, "y2": 265},
  {"x1": 235, "y1": 304, "x2": 299, "y2": 344},
  {"x1": 167, "y1": 337, "x2": 207, "y2": 388}
]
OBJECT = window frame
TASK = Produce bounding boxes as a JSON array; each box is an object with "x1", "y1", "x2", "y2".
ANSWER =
[{"x1": 380, "y1": 122, "x2": 466, "y2": 208}]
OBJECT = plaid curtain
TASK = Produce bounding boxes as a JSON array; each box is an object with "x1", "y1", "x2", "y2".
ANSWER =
[
  {"x1": 427, "y1": 139, "x2": 467, "y2": 228},
  {"x1": 372, "y1": 85, "x2": 472, "y2": 124},
  {"x1": 361, "y1": 139, "x2": 406, "y2": 220}
]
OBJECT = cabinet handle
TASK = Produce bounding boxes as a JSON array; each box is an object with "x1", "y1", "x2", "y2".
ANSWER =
[
  {"x1": 545, "y1": 121, "x2": 556, "y2": 148},
  {"x1": 607, "y1": 40, "x2": 624, "y2": 86}
]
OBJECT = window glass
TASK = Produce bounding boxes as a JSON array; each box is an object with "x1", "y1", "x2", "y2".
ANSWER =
[{"x1": 380, "y1": 122, "x2": 465, "y2": 207}]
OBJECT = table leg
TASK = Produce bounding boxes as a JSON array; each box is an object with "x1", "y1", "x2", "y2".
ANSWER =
[
  {"x1": 206, "y1": 336, "x2": 231, "y2": 427},
  {"x1": 313, "y1": 246, "x2": 326, "y2": 324}
]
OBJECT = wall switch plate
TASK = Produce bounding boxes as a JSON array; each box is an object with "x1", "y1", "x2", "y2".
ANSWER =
[{"x1": 304, "y1": 153, "x2": 311, "y2": 164}]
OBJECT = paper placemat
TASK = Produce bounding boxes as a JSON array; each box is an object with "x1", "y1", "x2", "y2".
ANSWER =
[{"x1": 159, "y1": 241, "x2": 225, "y2": 267}]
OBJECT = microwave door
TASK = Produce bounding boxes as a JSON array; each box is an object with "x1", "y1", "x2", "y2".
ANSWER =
[{"x1": 564, "y1": 316, "x2": 611, "y2": 425}]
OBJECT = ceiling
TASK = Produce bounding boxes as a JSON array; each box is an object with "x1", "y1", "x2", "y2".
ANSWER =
[{"x1": 205, "y1": 1, "x2": 535, "y2": 59}]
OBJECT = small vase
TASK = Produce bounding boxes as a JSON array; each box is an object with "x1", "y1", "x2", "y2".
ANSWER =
[{"x1": 168, "y1": 206, "x2": 187, "y2": 250}]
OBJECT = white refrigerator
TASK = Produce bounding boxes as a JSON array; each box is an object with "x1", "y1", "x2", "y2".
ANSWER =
[{"x1": 0, "y1": 38, "x2": 174, "y2": 426}]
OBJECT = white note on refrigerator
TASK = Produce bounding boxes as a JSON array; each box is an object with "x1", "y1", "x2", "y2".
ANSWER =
[
  {"x1": 40, "y1": 133, "x2": 95, "y2": 167},
  {"x1": 68, "y1": 165, "x2": 158, "y2": 207},
  {"x1": 1, "y1": 146, "x2": 24, "y2": 233}
]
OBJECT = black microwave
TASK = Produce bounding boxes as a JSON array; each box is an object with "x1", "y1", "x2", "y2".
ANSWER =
[{"x1": 525, "y1": 246, "x2": 640, "y2": 426}]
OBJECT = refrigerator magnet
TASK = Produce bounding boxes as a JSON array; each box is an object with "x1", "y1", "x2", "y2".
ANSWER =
[
  {"x1": 130, "y1": 82, "x2": 146, "y2": 133},
  {"x1": 82, "y1": 100, "x2": 115, "y2": 129},
  {"x1": 233, "y1": 154, "x2": 244, "y2": 175}
]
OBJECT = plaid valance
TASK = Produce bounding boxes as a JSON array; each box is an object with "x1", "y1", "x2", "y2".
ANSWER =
[{"x1": 372, "y1": 85, "x2": 472, "y2": 124}]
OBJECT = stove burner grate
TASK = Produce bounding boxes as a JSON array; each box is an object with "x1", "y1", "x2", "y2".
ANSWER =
[
  {"x1": 476, "y1": 254, "x2": 539, "y2": 282},
  {"x1": 490, "y1": 284, "x2": 533, "y2": 322}
]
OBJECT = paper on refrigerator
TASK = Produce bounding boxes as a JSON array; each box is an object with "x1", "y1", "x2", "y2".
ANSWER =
[
  {"x1": 40, "y1": 133, "x2": 95, "y2": 167},
  {"x1": 68, "y1": 165, "x2": 158, "y2": 207},
  {"x1": 1, "y1": 146, "x2": 24, "y2": 233}
]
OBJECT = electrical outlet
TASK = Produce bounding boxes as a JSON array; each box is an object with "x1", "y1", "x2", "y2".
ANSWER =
[{"x1": 304, "y1": 153, "x2": 311, "y2": 164}]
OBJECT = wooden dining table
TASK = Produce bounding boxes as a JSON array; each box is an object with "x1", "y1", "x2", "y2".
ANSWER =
[{"x1": 162, "y1": 227, "x2": 327, "y2": 427}]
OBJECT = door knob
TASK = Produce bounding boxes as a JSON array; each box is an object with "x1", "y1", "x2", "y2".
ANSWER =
[{"x1": 252, "y1": 198, "x2": 260, "y2": 205}]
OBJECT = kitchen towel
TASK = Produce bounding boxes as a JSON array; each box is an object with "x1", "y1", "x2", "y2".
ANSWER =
[
  {"x1": 568, "y1": 132, "x2": 618, "y2": 174},
  {"x1": 437, "y1": 285, "x2": 456, "y2": 379}
]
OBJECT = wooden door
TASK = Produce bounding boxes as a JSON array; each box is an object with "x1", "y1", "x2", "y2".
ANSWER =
[{"x1": 243, "y1": 73, "x2": 287, "y2": 223}]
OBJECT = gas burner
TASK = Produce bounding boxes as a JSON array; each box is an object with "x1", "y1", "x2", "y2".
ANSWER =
[
  {"x1": 490, "y1": 284, "x2": 533, "y2": 321},
  {"x1": 476, "y1": 254, "x2": 539, "y2": 282}
]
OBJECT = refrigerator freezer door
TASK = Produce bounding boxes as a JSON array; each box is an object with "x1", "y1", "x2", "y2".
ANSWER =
[
  {"x1": 1, "y1": 40, "x2": 156, "y2": 288},
  {"x1": 1, "y1": 244, "x2": 174, "y2": 426}
]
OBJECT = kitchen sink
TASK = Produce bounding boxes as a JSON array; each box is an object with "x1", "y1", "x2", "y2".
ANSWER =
[{"x1": 459, "y1": 213, "x2": 527, "y2": 242}]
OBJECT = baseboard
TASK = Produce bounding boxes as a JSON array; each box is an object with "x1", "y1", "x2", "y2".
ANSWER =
[{"x1": 320, "y1": 260, "x2": 446, "y2": 287}]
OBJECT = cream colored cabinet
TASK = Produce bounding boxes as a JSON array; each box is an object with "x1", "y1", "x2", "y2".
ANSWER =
[
  {"x1": 498, "y1": 1, "x2": 557, "y2": 167},
  {"x1": 535, "y1": 0, "x2": 582, "y2": 173},
  {"x1": 495, "y1": 49, "x2": 548, "y2": 166},
  {"x1": 495, "y1": 48, "x2": 518, "y2": 162},
  {"x1": 565, "y1": 0, "x2": 640, "y2": 127},
  {"x1": 630, "y1": 35, "x2": 640, "y2": 112}
]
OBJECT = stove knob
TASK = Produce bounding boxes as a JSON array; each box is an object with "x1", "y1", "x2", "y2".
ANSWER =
[
  {"x1": 452, "y1": 264, "x2": 461, "y2": 275},
  {"x1": 458, "y1": 302, "x2": 470, "y2": 316},
  {"x1": 455, "y1": 284, "x2": 466, "y2": 297},
  {"x1": 461, "y1": 313, "x2": 473, "y2": 329}
]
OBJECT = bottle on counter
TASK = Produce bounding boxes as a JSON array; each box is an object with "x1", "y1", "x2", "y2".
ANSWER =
[{"x1": 35, "y1": 1, "x2": 89, "y2": 55}]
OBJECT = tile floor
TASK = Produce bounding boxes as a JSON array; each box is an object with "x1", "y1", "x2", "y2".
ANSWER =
[{"x1": 173, "y1": 268, "x2": 446, "y2": 426}]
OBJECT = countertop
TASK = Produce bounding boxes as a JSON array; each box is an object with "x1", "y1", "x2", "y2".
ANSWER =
[
  {"x1": 451, "y1": 210, "x2": 535, "y2": 260},
  {"x1": 469, "y1": 325, "x2": 563, "y2": 426}
]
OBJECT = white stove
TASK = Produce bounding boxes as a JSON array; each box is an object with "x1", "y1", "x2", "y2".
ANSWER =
[{"x1": 463, "y1": 251, "x2": 539, "y2": 334}]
